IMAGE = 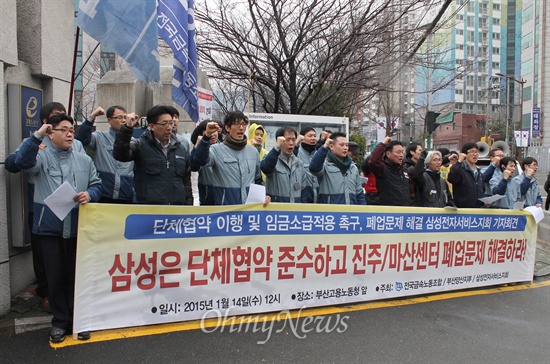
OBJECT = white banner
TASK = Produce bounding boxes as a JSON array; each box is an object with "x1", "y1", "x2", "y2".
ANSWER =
[
  {"x1": 197, "y1": 87, "x2": 213, "y2": 122},
  {"x1": 514, "y1": 130, "x2": 530, "y2": 147},
  {"x1": 73, "y1": 204, "x2": 537, "y2": 334}
]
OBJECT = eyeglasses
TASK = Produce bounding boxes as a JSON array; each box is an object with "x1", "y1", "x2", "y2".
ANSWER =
[
  {"x1": 110, "y1": 115, "x2": 128, "y2": 120},
  {"x1": 467, "y1": 150, "x2": 479, "y2": 155},
  {"x1": 155, "y1": 121, "x2": 176, "y2": 127},
  {"x1": 232, "y1": 122, "x2": 248, "y2": 128},
  {"x1": 52, "y1": 128, "x2": 75, "y2": 135}
]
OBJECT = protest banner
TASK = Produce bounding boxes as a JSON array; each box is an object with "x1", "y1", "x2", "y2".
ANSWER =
[{"x1": 73, "y1": 203, "x2": 536, "y2": 334}]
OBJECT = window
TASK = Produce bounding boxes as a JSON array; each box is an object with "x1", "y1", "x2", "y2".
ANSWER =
[
  {"x1": 466, "y1": 104, "x2": 474, "y2": 113},
  {"x1": 478, "y1": 61, "x2": 487, "y2": 72},
  {"x1": 455, "y1": 89, "x2": 463, "y2": 95},
  {"x1": 456, "y1": 14, "x2": 463, "y2": 21},
  {"x1": 466, "y1": 90, "x2": 474, "y2": 101},
  {"x1": 466, "y1": 75, "x2": 475, "y2": 86},
  {"x1": 493, "y1": 3, "x2": 500, "y2": 11},
  {"x1": 467, "y1": 2, "x2": 475, "y2": 12},
  {"x1": 521, "y1": 59, "x2": 533, "y2": 75},
  {"x1": 456, "y1": 103, "x2": 463, "y2": 110},
  {"x1": 523, "y1": 86, "x2": 532, "y2": 101},
  {"x1": 467, "y1": 17, "x2": 475, "y2": 28},
  {"x1": 492, "y1": 47, "x2": 500, "y2": 54},
  {"x1": 479, "y1": 46, "x2": 487, "y2": 58},
  {"x1": 480, "y1": 3, "x2": 488, "y2": 14},
  {"x1": 457, "y1": 44, "x2": 464, "y2": 50},
  {"x1": 523, "y1": 6, "x2": 533, "y2": 23},
  {"x1": 467, "y1": 30, "x2": 475, "y2": 43},
  {"x1": 456, "y1": 29, "x2": 464, "y2": 36},
  {"x1": 522, "y1": 32, "x2": 533, "y2": 50},
  {"x1": 492, "y1": 32, "x2": 500, "y2": 40},
  {"x1": 493, "y1": 18, "x2": 500, "y2": 26},
  {"x1": 492, "y1": 62, "x2": 500, "y2": 69}
]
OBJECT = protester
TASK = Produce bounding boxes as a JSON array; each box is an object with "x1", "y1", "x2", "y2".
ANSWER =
[
  {"x1": 190, "y1": 119, "x2": 223, "y2": 205},
  {"x1": 75, "y1": 105, "x2": 137, "y2": 203},
  {"x1": 247, "y1": 123, "x2": 269, "y2": 184},
  {"x1": 315, "y1": 129, "x2": 332, "y2": 150},
  {"x1": 260, "y1": 126, "x2": 307, "y2": 203},
  {"x1": 489, "y1": 157, "x2": 517, "y2": 209},
  {"x1": 294, "y1": 126, "x2": 319, "y2": 203},
  {"x1": 447, "y1": 142, "x2": 486, "y2": 208},
  {"x1": 361, "y1": 156, "x2": 380, "y2": 205},
  {"x1": 481, "y1": 147, "x2": 505, "y2": 196},
  {"x1": 113, "y1": 105, "x2": 192, "y2": 205},
  {"x1": 13, "y1": 114, "x2": 101, "y2": 343},
  {"x1": 509, "y1": 157, "x2": 543, "y2": 208},
  {"x1": 309, "y1": 132, "x2": 366, "y2": 205},
  {"x1": 404, "y1": 142, "x2": 423, "y2": 173},
  {"x1": 368, "y1": 136, "x2": 411, "y2": 206},
  {"x1": 166, "y1": 105, "x2": 194, "y2": 205},
  {"x1": 190, "y1": 111, "x2": 269, "y2": 206},
  {"x1": 411, "y1": 151, "x2": 453, "y2": 208},
  {"x1": 4, "y1": 102, "x2": 85, "y2": 313},
  {"x1": 545, "y1": 172, "x2": 550, "y2": 211}
]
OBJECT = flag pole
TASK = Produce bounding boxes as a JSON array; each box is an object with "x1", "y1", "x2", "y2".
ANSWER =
[{"x1": 69, "y1": 26, "x2": 80, "y2": 119}]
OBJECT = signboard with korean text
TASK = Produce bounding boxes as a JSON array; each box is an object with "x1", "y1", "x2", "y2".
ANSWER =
[
  {"x1": 73, "y1": 203, "x2": 537, "y2": 334},
  {"x1": 531, "y1": 107, "x2": 540, "y2": 138},
  {"x1": 197, "y1": 87, "x2": 213, "y2": 123}
]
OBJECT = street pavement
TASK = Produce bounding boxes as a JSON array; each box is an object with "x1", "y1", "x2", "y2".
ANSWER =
[{"x1": 0, "y1": 282, "x2": 549, "y2": 363}]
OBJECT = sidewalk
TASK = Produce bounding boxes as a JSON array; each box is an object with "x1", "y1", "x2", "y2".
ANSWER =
[{"x1": 0, "y1": 284, "x2": 52, "y2": 337}]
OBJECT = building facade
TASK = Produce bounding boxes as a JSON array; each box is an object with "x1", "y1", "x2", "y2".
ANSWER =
[{"x1": 0, "y1": 0, "x2": 75, "y2": 316}]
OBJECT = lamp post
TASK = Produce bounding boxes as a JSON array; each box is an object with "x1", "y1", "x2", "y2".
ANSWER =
[{"x1": 496, "y1": 73, "x2": 526, "y2": 157}]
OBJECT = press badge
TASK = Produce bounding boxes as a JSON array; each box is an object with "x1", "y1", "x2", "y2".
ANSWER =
[{"x1": 294, "y1": 182, "x2": 301, "y2": 191}]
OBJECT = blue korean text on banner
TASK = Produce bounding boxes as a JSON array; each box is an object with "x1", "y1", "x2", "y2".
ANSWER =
[
  {"x1": 157, "y1": 0, "x2": 199, "y2": 122},
  {"x1": 77, "y1": 0, "x2": 160, "y2": 84}
]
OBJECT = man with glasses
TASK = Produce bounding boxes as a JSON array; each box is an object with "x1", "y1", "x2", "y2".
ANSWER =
[
  {"x1": 190, "y1": 111, "x2": 268, "y2": 206},
  {"x1": 12, "y1": 113, "x2": 101, "y2": 343},
  {"x1": 76, "y1": 106, "x2": 137, "y2": 203},
  {"x1": 4, "y1": 102, "x2": 86, "y2": 314},
  {"x1": 113, "y1": 105, "x2": 192, "y2": 205},
  {"x1": 260, "y1": 126, "x2": 308, "y2": 203},
  {"x1": 448, "y1": 142, "x2": 486, "y2": 208}
]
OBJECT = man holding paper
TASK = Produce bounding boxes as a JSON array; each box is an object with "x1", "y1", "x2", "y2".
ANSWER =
[{"x1": 13, "y1": 113, "x2": 101, "y2": 343}]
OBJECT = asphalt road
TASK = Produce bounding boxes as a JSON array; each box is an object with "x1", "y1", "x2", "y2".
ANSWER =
[{"x1": 1, "y1": 283, "x2": 548, "y2": 363}]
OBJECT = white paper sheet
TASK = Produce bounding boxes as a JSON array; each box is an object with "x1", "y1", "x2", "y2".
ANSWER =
[
  {"x1": 513, "y1": 201, "x2": 525, "y2": 210},
  {"x1": 245, "y1": 184, "x2": 266, "y2": 204},
  {"x1": 478, "y1": 194, "x2": 504, "y2": 204},
  {"x1": 43, "y1": 180, "x2": 78, "y2": 220},
  {"x1": 524, "y1": 206, "x2": 545, "y2": 224}
]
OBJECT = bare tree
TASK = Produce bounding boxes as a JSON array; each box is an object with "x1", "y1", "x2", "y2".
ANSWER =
[{"x1": 195, "y1": 0, "x2": 447, "y2": 116}]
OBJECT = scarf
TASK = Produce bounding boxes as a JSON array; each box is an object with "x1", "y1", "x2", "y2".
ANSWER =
[
  {"x1": 224, "y1": 134, "x2": 248, "y2": 150},
  {"x1": 301, "y1": 143, "x2": 315, "y2": 153},
  {"x1": 327, "y1": 151, "x2": 352, "y2": 175}
]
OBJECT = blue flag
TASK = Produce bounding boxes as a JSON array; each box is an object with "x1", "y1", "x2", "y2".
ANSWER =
[
  {"x1": 157, "y1": 0, "x2": 199, "y2": 122},
  {"x1": 77, "y1": 0, "x2": 160, "y2": 84}
]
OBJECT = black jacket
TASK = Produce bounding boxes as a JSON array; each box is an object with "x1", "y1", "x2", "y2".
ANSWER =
[
  {"x1": 416, "y1": 170, "x2": 453, "y2": 208},
  {"x1": 448, "y1": 161, "x2": 484, "y2": 208},
  {"x1": 114, "y1": 126, "x2": 192, "y2": 205},
  {"x1": 369, "y1": 143, "x2": 411, "y2": 206}
]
